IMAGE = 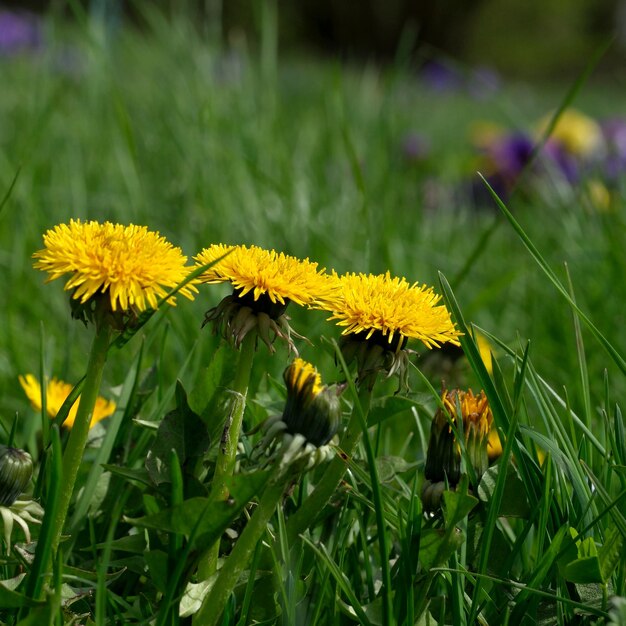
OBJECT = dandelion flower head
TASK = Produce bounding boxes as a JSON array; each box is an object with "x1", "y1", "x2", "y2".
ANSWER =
[
  {"x1": 33, "y1": 220, "x2": 197, "y2": 312},
  {"x1": 195, "y1": 244, "x2": 337, "y2": 308},
  {"x1": 326, "y1": 271, "x2": 461, "y2": 349},
  {"x1": 19, "y1": 374, "x2": 116, "y2": 429}
]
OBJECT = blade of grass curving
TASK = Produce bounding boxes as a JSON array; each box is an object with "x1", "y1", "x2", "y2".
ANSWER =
[
  {"x1": 235, "y1": 540, "x2": 263, "y2": 626},
  {"x1": 439, "y1": 273, "x2": 541, "y2": 505},
  {"x1": 301, "y1": 535, "x2": 374, "y2": 626},
  {"x1": 476, "y1": 326, "x2": 607, "y2": 457},
  {"x1": 452, "y1": 38, "x2": 611, "y2": 292},
  {"x1": 435, "y1": 567, "x2": 608, "y2": 619},
  {"x1": 332, "y1": 339, "x2": 393, "y2": 626},
  {"x1": 0, "y1": 165, "x2": 20, "y2": 217},
  {"x1": 468, "y1": 342, "x2": 530, "y2": 624},
  {"x1": 110, "y1": 255, "x2": 228, "y2": 351},
  {"x1": 38, "y1": 322, "x2": 49, "y2": 450},
  {"x1": 50, "y1": 377, "x2": 85, "y2": 429},
  {"x1": 166, "y1": 448, "x2": 184, "y2": 626},
  {"x1": 69, "y1": 343, "x2": 143, "y2": 533},
  {"x1": 95, "y1": 485, "x2": 132, "y2": 624},
  {"x1": 564, "y1": 263, "x2": 592, "y2": 461},
  {"x1": 22, "y1": 425, "x2": 62, "y2": 605},
  {"x1": 581, "y1": 462, "x2": 626, "y2": 536},
  {"x1": 481, "y1": 174, "x2": 626, "y2": 376}
]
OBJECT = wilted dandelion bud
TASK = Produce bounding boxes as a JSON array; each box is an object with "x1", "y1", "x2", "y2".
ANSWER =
[
  {"x1": 282, "y1": 358, "x2": 341, "y2": 447},
  {"x1": 0, "y1": 446, "x2": 33, "y2": 506},
  {"x1": 422, "y1": 388, "x2": 493, "y2": 512}
]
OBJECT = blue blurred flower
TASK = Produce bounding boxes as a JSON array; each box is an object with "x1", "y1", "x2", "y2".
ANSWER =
[{"x1": 419, "y1": 59, "x2": 462, "y2": 92}]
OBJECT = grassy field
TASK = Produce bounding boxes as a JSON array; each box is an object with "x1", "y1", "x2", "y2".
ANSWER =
[{"x1": 1, "y1": 5, "x2": 626, "y2": 625}]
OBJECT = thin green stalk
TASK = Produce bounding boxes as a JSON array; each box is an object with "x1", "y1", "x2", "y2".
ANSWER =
[
  {"x1": 286, "y1": 385, "x2": 373, "y2": 544},
  {"x1": 197, "y1": 331, "x2": 256, "y2": 579},
  {"x1": 195, "y1": 469, "x2": 291, "y2": 626},
  {"x1": 49, "y1": 321, "x2": 112, "y2": 559}
]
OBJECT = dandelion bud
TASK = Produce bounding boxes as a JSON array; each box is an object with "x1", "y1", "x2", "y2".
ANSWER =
[
  {"x1": 282, "y1": 358, "x2": 341, "y2": 447},
  {"x1": 422, "y1": 388, "x2": 493, "y2": 511},
  {"x1": 0, "y1": 446, "x2": 33, "y2": 506}
]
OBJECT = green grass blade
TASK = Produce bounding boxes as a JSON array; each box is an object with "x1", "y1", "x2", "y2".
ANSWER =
[{"x1": 481, "y1": 174, "x2": 626, "y2": 376}]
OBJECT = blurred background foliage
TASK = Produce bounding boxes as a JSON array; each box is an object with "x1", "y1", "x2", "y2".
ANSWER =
[{"x1": 3, "y1": 0, "x2": 625, "y2": 79}]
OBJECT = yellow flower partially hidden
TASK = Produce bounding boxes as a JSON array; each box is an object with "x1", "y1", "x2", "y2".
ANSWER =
[
  {"x1": 195, "y1": 244, "x2": 337, "y2": 308},
  {"x1": 33, "y1": 220, "x2": 197, "y2": 313},
  {"x1": 325, "y1": 272, "x2": 460, "y2": 349},
  {"x1": 19, "y1": 374, "x2": 116, "y2": 429},
  {"x1": 536, "y1": 109, "x2": 603, "y2": 157}
]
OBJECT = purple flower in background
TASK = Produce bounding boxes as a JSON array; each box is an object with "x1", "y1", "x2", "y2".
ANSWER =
[
  {"x1": 542, "y1": 140, "x2": 581, "y2": 183},
  {"x1": 0, "y1": 9, "x2": 41, "y2": 56},
  {"x1": 489, "y1": 133, "x2": 534, "y2": 182},
  {"x1": 419, "y1": 59, "x2": 462, "y2": 92},
  {"x1": 600, "y1": 118, "x2": 626, "y2": 182}
]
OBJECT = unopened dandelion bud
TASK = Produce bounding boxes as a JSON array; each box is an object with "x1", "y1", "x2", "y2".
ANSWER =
[
  {"x1": 0, "y1": 446, "x2": 33, "y2": 506},
  {"x1": 282, "y1": 359, "x2": 341, "y2": 447},
  {"x1": 424, "y1": 406, "x2": 460, "y2": 485}
]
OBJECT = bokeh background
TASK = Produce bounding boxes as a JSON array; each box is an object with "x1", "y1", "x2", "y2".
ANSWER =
[{"x1": 3, "y1": 0, "x2": 626, "y2": 78}]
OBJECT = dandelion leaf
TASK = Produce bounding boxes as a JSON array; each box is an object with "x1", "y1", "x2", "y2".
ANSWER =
[
  {"x1": 478, "y1": 463, "x2": 530, "y2": 518},
  {"x1": 125, "y1": 470, "x2": 270, "y2": 551},
  {"x1": 145, "y1": 380, "x2": 210, "y2": 485}
]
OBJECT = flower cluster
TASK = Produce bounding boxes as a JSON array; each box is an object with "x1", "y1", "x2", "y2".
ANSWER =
[{"x1": 469, "y1": 108, "x2": 624, "y2": 209}]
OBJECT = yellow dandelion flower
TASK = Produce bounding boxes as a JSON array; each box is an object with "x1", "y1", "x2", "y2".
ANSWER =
[
  {"x1": 195, "y1": 244, "x2": 337, "y2": 308},
  {"x1": 33, "y1": 220, "x2": 197, "y2": 313},
  {"x1": 326, "y1": 271, "x2": 460, "y2": 349},
  {"x1": 19, "y1": 374, "x2": 116, "y2": 429}
]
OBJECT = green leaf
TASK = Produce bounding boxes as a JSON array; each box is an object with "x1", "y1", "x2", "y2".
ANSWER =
[
  {"x1": 478, "y1": 463, "x2": 530, "y2": 518},
  {"x1": 145, "y1": 549, "x2": 169, "y2": 594},
  {"x1": 126, "y1": 470, "x2": 270, "y2": 551},
  {"x1": 145, "y1": 380, "x2": 210, "y2": 485},
  {"x1": 102, "y1": 464, "x2": 153, "y2": 487},
  {"x1": 559, "y1": 528, "x2": 603, "y2": 584},
  {"x1": 375, "y1": 455, "x2": 419, "y2": 483},
  {"x1": 0, "y1": 583, "x2": 43, "y2": 609},
  {"x1": 92, "y1": 533, "x2": 147, "y2": 554},
  {"x1": 442, "y1": 480, "x2": 479, "y2": 528},
  {"x1": 599, "y1": 522, "x2": 624, "y2": 583},
  {"x1": 418, "y1": 527, "x2": 464, "y2": 571},
  {"x1": 562, "y1": 556, "x2": 604, "y2": 585},
  {"x1": 368, "y1": 395, "x2": 429, "y2": 427}
]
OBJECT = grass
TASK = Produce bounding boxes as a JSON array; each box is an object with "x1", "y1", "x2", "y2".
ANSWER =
[{"x1": 1, "y1": 4, "x2": 626, "y2": 625}]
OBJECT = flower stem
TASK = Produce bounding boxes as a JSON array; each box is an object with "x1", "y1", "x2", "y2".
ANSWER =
[
  {"x1": 194, "y1": 468, "x2": 290, "y2": 626},
  {"x1": 196, "y1": 331, "x2": 256, "y2": 579},
  {"x1": 50, "y1": 321, "x2": 112, "y2": 559},
  {"x1": 285, "y1": 385, "x2": 373, "y2": 543}
]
